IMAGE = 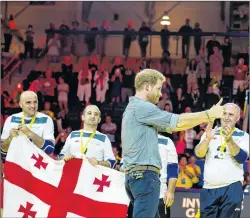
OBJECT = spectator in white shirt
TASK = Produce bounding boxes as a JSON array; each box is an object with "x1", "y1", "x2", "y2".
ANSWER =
[{"x1": 101, "y1": 115, "x2": 117, "y2": 143}]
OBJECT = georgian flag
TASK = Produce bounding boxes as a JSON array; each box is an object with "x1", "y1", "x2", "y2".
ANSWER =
[{"x1": 3, "y1": 136, "x2": 129, "y2": 217}]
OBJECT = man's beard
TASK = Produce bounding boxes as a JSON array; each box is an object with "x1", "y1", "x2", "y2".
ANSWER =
[{"x1": 147, "y1": 93, "x2": 159, "y2": 105}]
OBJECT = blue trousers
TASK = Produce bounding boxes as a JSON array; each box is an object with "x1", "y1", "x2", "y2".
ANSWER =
[
  {"x1": 125, "y1": 170, "x2": 161, "y2": 218},
  {"x1": 200, "y1": 181, "x2": 243, "y2": 218}
]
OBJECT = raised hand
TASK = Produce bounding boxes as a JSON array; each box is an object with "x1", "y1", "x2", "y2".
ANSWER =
[
  {"x1": 205, "y1": 122, "x2": 218, "y2": 141},
  {"x1": 207, "y1": 98, "x2": 224, "y2": 121}
]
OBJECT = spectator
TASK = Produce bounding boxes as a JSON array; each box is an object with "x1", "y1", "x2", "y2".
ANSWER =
[
  {"x1": 88, "y1": 56, "x2": 98, "y2": 73},
  {"x1": 112, "y1": 145, "x2": 122, "y2": 162},
  {"x1": 28, "y1": 74, "x2": 43, "y2": 94},
  {"x1": 157, "y1": 93, "x2": 173, "y2": 111},
  {"x1": 57, "y1": 76, "x2": 69, "y2": 114},
  {"x1": 71, "y1": 20, "x2": 81, "y2": 56},
  {"x1": 162, "y1": 77, "x2": 174, "y2": 95},
  {"x1": 98, "y1": 20, "x2": 111, "y2": 57},
  {"x1": 186, "y1": 155, "x2": 201, "y2": 188},
  {"x1": 72, "y1": 20, "x2": 79, "y2": 31},
  {"x1": 196, "y1": 48, "x2": 206, "y2": 84},
  {"x1": 4, "y1": 14, "x2": 15, "y2": 52},
  {"x1": 243, "y1": 172, "x2": 249, "y2": 193},
  {"x1": 193, "y1": 22, "x2": 203, "y2": 55},
  {"x1": 111, "y1": 57, "x2": 125, "y2": 77},
  {"x1": 235, "y1": 83, "x2": 248, "y2": 110},
  {"x1": 209, "y1": 77, "x2": 221, "y2": 97},
  {"x1": 121, "y1": 68, "x2": 134, "y2": 102},
  {"x1": 188, "y1": 84, "x2": 202, "y2": 111},
  {"x1": 10, "y1": 83, "x2": 23, "y2": 104},
  {"x1": 85, "y1": 21, "x2": 98, "y2": 55},
  {"x1": 2, "y1": 91, "x2": 12, "y2": 109},
  {"x1": 111, "y1": 68, "x2": 123, "y2": 103},
  {"x1": 221, "y1": 37, "x2": 232, "y2": 68},
  {"x1": 24, "y1": 25, "x2": 34, "y2": 59},
  {"x1": 184, "y1": 106, "x2": 192, "y2": 113},
  {"x1": 185, "y1": 128, "x2": 197, "y2": 152},
  {"x1": 195, "y1": 127, "x2": 205, "y2": 141},
  {"x1": 204, "y1": 85, "x2": 220, "y2": 109},
  {"x1": 164, "y1": 103, "x2": 172, "y2": 112},
  {"x1": 56, "y1": 110, "x2": 67, "y2": 133},
  {"x1": 175, "y1": 131, "x2": 186, "y2": 155},
  {"x1": 101, "y1": 115, "x2": 117, "y2": 143},
  {"x1": 46, "y1": 23, "x2": 55, "y2": 44},
  {"x1": 138, "y1": 21, "x2": 151, "y2": 57},
  {"x1": 41, "y1": 70, "x2": 57, "y2": 103},
  {"x1": 160, "y1": 25, "x2": 170, "y2": 53},
  {"x1": 77, "y1": 62, "x2": 92, "y2": 104},
  {"x1": 59, "y1": 20, "x2": 70, "y2": 30},
  {"x1": 139, "y1": 59, "x2": 150, "y2": 71},
  {"x1": 209, "y1": 46, "x2": 224, "y2": 81},
  {"x1": 233, "y1": 58, "x2": 248, "y2": 95},
  {"x1": 178, "y1": 18, "x2": 193, "y2": 59},
  {"x1": 186, "y1": 58, "x2": 198, "y2": 94},
  {"x1": 41, "y1": 101, "x2": 55, "y2": 120},
  {"x1": 206, "y1": 34, "x2": 221, "y2": 59},
  {"x1": 47, "y1": 34, "x2": 61, "y2": 63},
  {"x1": 88, "y1": 57, "x2": 99, "y2": 103},
  {"x1": 94, "y1": 68, "x2": 109, "y2": 103},
  {"x1": 173, "y1": 87, "x2": 187, "y2": 114},
  {"x1": 123, "y1": 20, "x2": 136, "y2": 58},
  {"x1": 54, "y1": 129, "x2": 69, "y2": 155},
  {"x1": 160, "y1": 50, "x2": 172, "y2": 75},
  {"x1": 176, "y1": 155, "x2": 193, "y2": 189},
  {"x1": 61, "y1": 56, "x2": 73, "y2": 77}
]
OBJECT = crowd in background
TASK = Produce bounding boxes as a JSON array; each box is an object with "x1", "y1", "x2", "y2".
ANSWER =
[{"x1": 1, "y1": 15, "x2": 249, "y2": 190}]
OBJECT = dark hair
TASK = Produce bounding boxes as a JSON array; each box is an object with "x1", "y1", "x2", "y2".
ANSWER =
[
  {"x1": 178, "y1": 154, "x2": 188, "y2": 162},
  {"x1": 9, "y1": 14, "x2": 14, "y2": 20},
  {"x1": 224, "y1": 36, "x2": 230, "y2": 43},
  {"x1": 189, "y1": 59, "x2": 197, "y2": 71},
  {"x1": 28, "y1": 25, "x2": 33, "y2": 29}
]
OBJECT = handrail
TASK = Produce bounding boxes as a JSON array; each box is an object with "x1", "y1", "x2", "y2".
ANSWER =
[
  {"x1": 3, "y1": 60, "x2": 22, "y2": 81},
  {"x1": 45, "y1": 29, "x2": 249, "y2": 37},
  {"x1": 2, "y1": 35, "x2": 47, "y2": 82}
]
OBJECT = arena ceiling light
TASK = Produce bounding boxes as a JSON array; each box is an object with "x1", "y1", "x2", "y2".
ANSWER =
[{"x1": 160, "y1": 12, "x2": 171, "y2": 26}]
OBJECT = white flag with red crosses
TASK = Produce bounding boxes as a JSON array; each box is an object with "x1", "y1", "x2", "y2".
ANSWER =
[{"x1": 3, "y1": 136, "x2": 129, "y2": 217}]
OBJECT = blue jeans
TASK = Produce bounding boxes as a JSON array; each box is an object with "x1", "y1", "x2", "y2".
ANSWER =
[{"x1": 125, "y1": 170, "x2": 161, "y2": 218}]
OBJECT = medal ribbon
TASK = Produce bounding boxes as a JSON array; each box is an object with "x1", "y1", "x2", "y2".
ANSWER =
[
  {"x1": 80, "y1": 130, "x2": 96, "y2": 154},
  {"x1": 21, "y1": 113, "x2": 37, "y2": 129}
]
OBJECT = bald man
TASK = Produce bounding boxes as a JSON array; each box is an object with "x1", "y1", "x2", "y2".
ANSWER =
[
  {"x1": 1, "y1": 91, "x2": 55, "y2": 161},
  {"x1": 59, "y1": 105, "x2": 116, "y2": 168},
  {"x1": 195, "y1": 103, "x2": 249, "y2": 218}
]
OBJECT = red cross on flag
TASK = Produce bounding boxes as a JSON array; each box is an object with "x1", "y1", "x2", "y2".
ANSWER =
[{"x1": 2, "y1": 136, "x2": 130, "y2": 217}]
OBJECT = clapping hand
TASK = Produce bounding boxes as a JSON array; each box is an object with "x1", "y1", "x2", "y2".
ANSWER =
[
  {"x1": 205, "y1": 122, "x2": 218, "y2": 141},
  {"x1": 221, "y1": 125, "x2": 234, "y2": 141}
]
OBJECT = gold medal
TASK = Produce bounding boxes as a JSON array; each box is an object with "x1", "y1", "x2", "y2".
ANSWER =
[{"x1": 218, "y1": 152, "x2": 225, "y2": 159}]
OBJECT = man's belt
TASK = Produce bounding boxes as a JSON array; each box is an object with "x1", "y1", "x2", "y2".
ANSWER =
[{"x1": 125, "y1": 165, "x2": 160, "y2": 175}]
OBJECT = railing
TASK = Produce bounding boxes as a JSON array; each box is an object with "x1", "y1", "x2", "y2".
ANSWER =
[
  {"x1": 44, "y1": 29, "x2": 249, "y2": 58},
  {"x1": 1, "y1": 27, "x2": 47, "y2": 82}
]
